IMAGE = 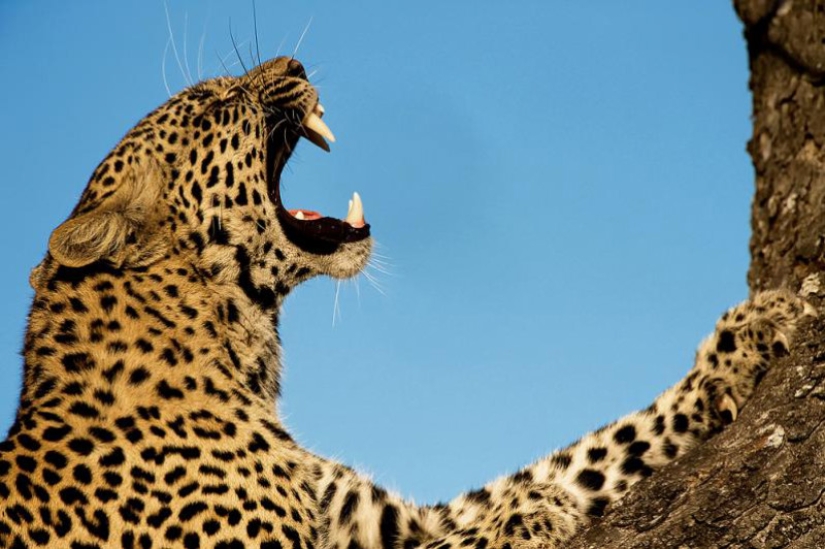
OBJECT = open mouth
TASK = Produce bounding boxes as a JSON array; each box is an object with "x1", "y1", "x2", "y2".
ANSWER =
[{"x1": 266, "y1": 103, "x2": 370, "y2": 254}]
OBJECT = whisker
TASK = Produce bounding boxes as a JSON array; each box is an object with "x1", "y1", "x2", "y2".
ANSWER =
[
  {"x1": 162, "y1": 38, "x2": 173, "y2": 97},
  {"x1": 369, "y1": 242, "x2": 395, "y2": 272},
  {"x1": 216, "y1": 56, "x2": 233, "y2": 78},
  {"x1": 197, "y1": 10, "x2": 209, "y2": 80},
  {"x1": 182, "y1": 11, "x2": 195, "y2": 84},
  {"x1": 163, "y1": 1, "x2": 192, "y2": 86},
  {"x1": 368, "y1": 255, "x2": 393, "y2": 266},
  {"x1": 282, "y1": 127, "x2": 294, "y2": 155},
  {"x1": 247, "y1": 44, "x2": 268, "y2": 93},
  {"x1": 367, "y1": 260, "x2": 393, "y2": 276},
  {"x1": 292, "y1": 17, "x2": 314, "y2": 60},
  {"x1": 332, "y1": 280, "x2": 342, "y2": 326},
  {"x1": 228, "y1": 20, "x2": 251, "y2": 76},
  {"x1": 253, "y1": 0, "x2": 264, "y2": 68},
  {"x1": 367, "y1": 250, "x2": 394, "y2": 264},
  {"x1": 266, "y1": 119, "x2": 288, "y2": 140},
  {"x1": 218, "y1": 42, "x2": 245, "y2": 72},
  {"x1": 224, "y1": 59, "x2": 244, "y2": 72},
  {"x1": 276, "y1": 34, "x2": 288, "y2": 58},
  {"x1": 353, "y1": 277, "x2": 362, "y2": 306},
  {"x1": 361, "y1": 269, "x2": 386, "y2": 296}
]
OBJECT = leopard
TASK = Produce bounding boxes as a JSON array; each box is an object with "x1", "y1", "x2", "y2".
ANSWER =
[{"x1": 0, "y1": 56, "x2": 816, "y2": 549}]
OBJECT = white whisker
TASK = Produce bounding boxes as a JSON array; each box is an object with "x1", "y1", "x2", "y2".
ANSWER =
[
  {"x1": 225, "y1": 59, "x2": 244, "y2": 71},
  {"x1": 216, "y1": 52, "x2": 234, "y2": 78},
  {"x1": 292, "y1": 17, "x2": 314, "y2": 59},
  {"x1": 219, "y1": 47, "x2": 237, "y2": 71},
  {"x1": 228, "y1": 20, "x2": 250, "y2": 75},
  {"x1": 332, "y1": 280, "x2": 342, "y2": 326},
  {"x1": 183, "y1": 12, "x2": 195, "y2": 85},
  {"x1": 197, "y1": 11, "x2": 209, "y2": 80},
  {"x1": 367, "y1": 260, "x2": 393, "y2": 276},
  {"x1": 276, "y1": 34, "x2": 288, "y2": 58},
  {"x1": 219, "y1": 39, "x2": 252, "y2": 75},
  {"x1": 361, "y1": 269, "x2": 386, "y2": 296},
  {"x1": 366, "y1": 242, "x2": 395, "y2": 275},
  {"x1": 368, "y1": 257, "x2": 393, "y2": 268},
  {"x1": 164, "y1": 1, "x2": 193, "y2": 86},
  {"x1": 162, "y1": 38, "x2": 173, "y2": 98}
]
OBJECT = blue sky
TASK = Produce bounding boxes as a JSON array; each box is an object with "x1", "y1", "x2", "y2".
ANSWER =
[{"x1": 0, "y1": 2, "x2": 751, "y2": 504}]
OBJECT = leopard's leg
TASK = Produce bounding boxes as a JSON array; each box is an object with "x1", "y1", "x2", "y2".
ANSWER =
[
  {"x1": 312, "y1": 290, "x2": 814, "y2": 549},
  {"x1": 699, "y1": 289, "x2": 816, "y2": 424},
  {"x1": 435, "y1": 289, "x2": 814, "y2": 549}
]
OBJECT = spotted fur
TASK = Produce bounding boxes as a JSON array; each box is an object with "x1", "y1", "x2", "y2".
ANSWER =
[{"x1": 0, "y1": 56, "x2": 814, "y2": 549}]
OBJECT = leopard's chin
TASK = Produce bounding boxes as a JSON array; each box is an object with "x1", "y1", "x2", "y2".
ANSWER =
[{"x1": 265, "y1": 103, "x2": 371, "y2": 257}]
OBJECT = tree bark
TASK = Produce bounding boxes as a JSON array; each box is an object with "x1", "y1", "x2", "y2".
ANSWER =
[{"x1": 564, "y1": 3, "x2": 825, "y2": 548}]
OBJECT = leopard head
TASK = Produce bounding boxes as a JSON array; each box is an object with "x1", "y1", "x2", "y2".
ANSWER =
[{"x1": 45, "y1": 57, "x2": 371, "y2": 305}]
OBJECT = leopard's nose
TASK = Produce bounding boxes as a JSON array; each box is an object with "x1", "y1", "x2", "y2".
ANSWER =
[
  {"x1": 247, "y1": 57, "x2": 308, "y2": 84},
  {"x1": 286, "y1": 59, "x2": 307, "y2": 79}
]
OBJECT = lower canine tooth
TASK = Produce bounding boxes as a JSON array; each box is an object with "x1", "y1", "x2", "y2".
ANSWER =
[
  {"x1": 345, "y1": 192, "x2": 364, "y2": 226},
  {"x1": 295, "y1": 211, "x2": 306, "y2": 220}
]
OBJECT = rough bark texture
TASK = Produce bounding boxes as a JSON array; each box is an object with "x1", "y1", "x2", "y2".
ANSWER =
[{"x1": 564, "y1": 2, "x2": 825, "y2": 548}]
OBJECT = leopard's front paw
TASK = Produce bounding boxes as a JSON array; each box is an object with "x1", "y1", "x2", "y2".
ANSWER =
[{"x1": 697, "y1": 290, "x2": 816, "y2": 424}]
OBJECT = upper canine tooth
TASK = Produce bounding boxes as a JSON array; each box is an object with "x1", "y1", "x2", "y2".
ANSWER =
[
  {"x1": 315, "y1": 103, "x2": 325, "y2": 116},
  {"x1": 303, "y1": 112, "x2": 336, "y2": 143}
]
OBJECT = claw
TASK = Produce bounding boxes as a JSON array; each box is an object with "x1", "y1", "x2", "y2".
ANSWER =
[
  {"x1": 773, "y1": 331, "x2": 790, "y2": 356},
  {"x1": 717, "y1": 394, "x2": 738, "y2": 424}
]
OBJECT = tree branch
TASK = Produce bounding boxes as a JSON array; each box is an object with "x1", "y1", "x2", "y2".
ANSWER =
[{"x1": 563, "y1": 2, "x2": 825, "y2": 546}]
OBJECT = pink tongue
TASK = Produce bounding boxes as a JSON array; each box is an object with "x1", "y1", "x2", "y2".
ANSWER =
[{"x1": 288, "y1": 209, "x2": 323, "y2": 221}]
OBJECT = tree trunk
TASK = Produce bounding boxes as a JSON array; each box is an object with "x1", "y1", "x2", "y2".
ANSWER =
[{"x1": 564, "y1": 3, "x2": 825, "y2": 548}]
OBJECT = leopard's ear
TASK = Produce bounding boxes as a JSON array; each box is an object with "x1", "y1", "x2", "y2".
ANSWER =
[
  {"x1": 48, "y1": 163, "x2": 166, "y2": 268},
  {"x1": 48, "y1": 210, "x2": 138, "y2": 268}
]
